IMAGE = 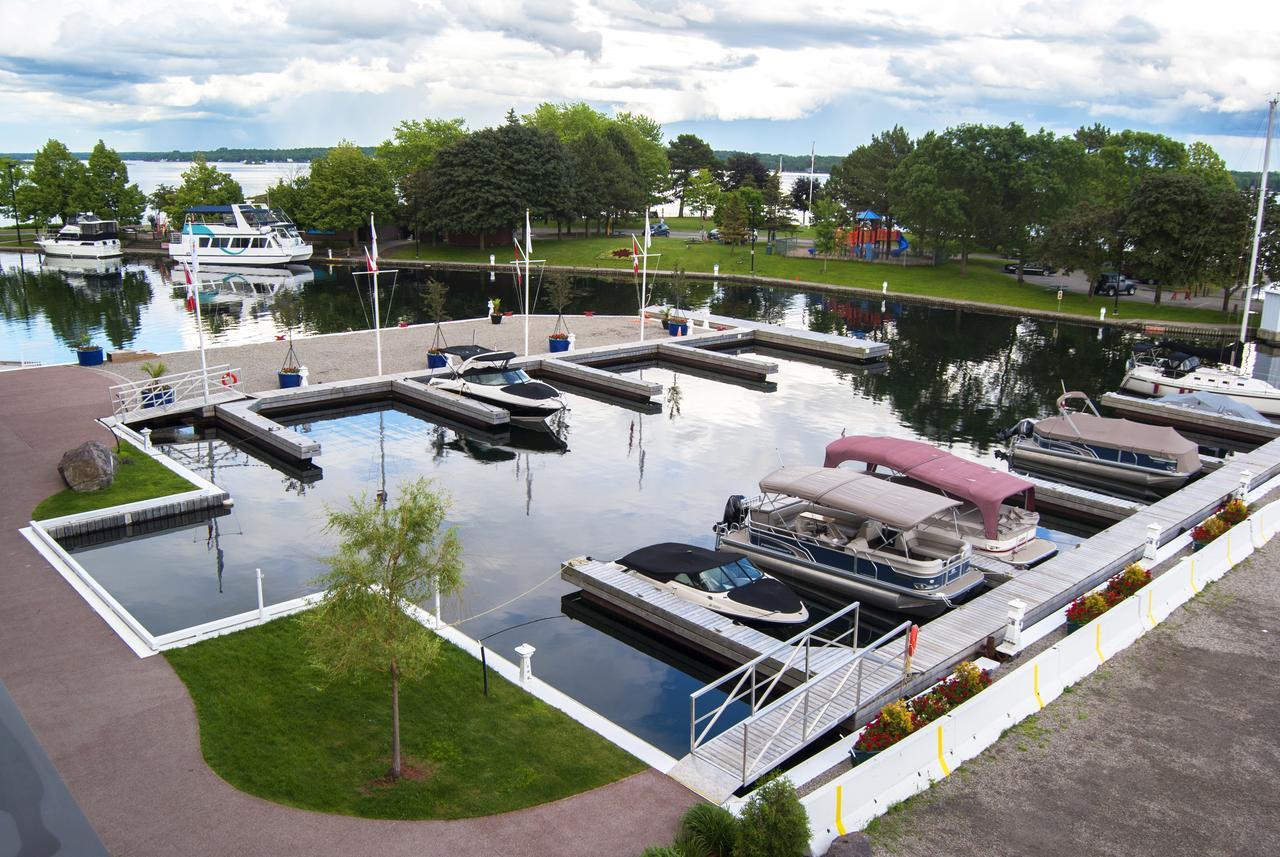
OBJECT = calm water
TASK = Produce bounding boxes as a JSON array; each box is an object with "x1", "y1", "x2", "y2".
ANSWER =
[{"x1": 65, "y1": 344, "x2": 1109, "y2": 754}]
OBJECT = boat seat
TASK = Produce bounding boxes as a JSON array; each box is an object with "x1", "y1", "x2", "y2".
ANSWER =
[{"x1": 856, "y1": 521, "x2": 884, "y2": 545}]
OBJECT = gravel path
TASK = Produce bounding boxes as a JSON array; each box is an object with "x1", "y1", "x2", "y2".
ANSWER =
[
  {"x1": 100, "y1": 314, "x2": 684, "y2": 393},
  {"x1": 863, "y1": 536, "x2": 1280, "y2": 857},
  {"x1": 0, "y1": 364, "x2": 699, "y2": 857}
]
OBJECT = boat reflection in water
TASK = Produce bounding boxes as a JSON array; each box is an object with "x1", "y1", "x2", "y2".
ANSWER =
[{"x1": 39, "y1": 255, "x2": 124, "y2": 290}]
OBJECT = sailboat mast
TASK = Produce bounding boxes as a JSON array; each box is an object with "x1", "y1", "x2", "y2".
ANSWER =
[
  {"x1": 1240, "y1": 97, "x2": 1278, "y2": 347},
  {"x1": 807, "y1": 142, "x2": 815, "y2": 225},
  {"x1": 640, "y1": 209, "x2": 650, "y2": 343}
]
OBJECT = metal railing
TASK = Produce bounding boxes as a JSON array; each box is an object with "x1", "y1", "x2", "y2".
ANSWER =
[
  {"x1": 693, "y1": 615, "x2": 912, "y2": 785},
  {"x1": 690, "y1": 601, "x2": 861, "y2": 758},
  {"x1": 110, "y1": 363, "x2": 242, "y2": 418}
]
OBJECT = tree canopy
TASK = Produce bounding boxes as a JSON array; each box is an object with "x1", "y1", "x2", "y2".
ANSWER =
[
  {"x1": 17, "y1": 139, "x2": 87, "y2": 225},
  {"x1": 168, "y1": 155, "x2": 244, "y2": 220},
  {"x1": 83, "y1": 141, "x2": 146, "y2": 224},
  {"x1": 302, "y1": 142, "x2": 396, "y2": 241}
]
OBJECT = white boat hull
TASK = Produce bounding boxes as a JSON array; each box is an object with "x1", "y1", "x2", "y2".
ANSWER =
[
  {"x1": 37, "y1": 239, "x2": 122, "y2": 259},
  {"x1": 1121, "y1": 366, "x2": 1280, "y2": 417},
  {"x1": 167, "y1": 245, "x2": 313, "y2": 266}
]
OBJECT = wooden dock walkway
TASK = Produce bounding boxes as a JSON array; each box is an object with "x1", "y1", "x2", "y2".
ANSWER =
[{"x1": 1022, "y1": 474, "x2": 1145, "y2": 523}]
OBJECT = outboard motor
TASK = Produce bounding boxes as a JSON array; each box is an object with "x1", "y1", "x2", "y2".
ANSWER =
[
  {"x1": 995, "y1": 419, "x2": 1036, "y2": 442},
  {"x1": 717, "y1": 494, "x2": 748, "y2": 531}
]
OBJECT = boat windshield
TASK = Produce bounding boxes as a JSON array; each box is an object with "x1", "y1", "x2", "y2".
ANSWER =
[
  {"x1": 695, "y1": 559, "x2": 764, "y2": 592},
  {"x1": 464, "y1": 368, "x2": 531, "y2": 386}
]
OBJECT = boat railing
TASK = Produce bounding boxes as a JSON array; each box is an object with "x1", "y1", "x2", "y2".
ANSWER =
[{"x1": 690, "y1": 600, "x2": 861, "y2": 759}]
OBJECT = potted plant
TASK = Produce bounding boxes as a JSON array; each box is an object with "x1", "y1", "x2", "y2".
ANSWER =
[
  {"x1": 667, "y1": 265, "x2": 690, "y2": 336},
  {"x1": 272, "y1": 291, "x2": 305, "y2": 388},
  {"x1": 488, "y1": 297, "x2": 502, "y2": 325},
  {"x1": 1191, "y1": 515, "x2": 1229, "y2": 550},
  {"x1": 424, "y1": 279, "x2": 449, "y2": 368},
  {"x1": 1065, "y1": 591, "x2": 1110, "y2": 632},
  {"x1": 75, "y1": 332, "x2": 104, "y2": 366},
  {"x1": 139, "y1": 361, "x2": 175, "y2": 408},
  {"x1": 544, "y1": 273, "x2": 575, "y2": 353},
  {"x1": 1217, "y1": 497, "x2": 1250, "y2": 526}
]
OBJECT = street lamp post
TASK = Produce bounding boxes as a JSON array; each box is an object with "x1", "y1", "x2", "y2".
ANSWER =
[{"x1": 6, "y1": 162, "x2": 21, "y2": 247}]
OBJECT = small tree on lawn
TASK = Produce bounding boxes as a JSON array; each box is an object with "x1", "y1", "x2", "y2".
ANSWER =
[
  {"x1": 304, "y1": 477, "x2": 464, "y2": 780},
  {"x1": 811, "y1": 198, "x2": 843, "y2": 273},
  {"x1": 271, "y1": 290, "x2": 305, "y2": 372},
  {"x1": 735, "y1": 776, "x2": 811, "y2": 857},
  {"x1": 718, "y1": 192, "x2": 749, "y2": 253}
]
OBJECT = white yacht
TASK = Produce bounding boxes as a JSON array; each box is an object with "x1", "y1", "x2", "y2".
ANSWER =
[
  {"x1": 35, "y1": 213, "x2": 121, "y2": 259},
  {"x1": 168, "y1": 204, "x2": 312, "y2": 266},
  {"x1": 1119, "y1": 345, "x2": 1280, "y2": 418},
  {"x1": 429, "y1": 346, "x2": 566, "y2": 418}
]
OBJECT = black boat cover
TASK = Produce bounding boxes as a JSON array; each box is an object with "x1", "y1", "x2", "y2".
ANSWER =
[
  {"x1": 441, "y1": 345, "x2": 497, "y2": 359},
  {"x1": 501, "y1": 382, "x2": 560, "y2": 400},
  {"x1": 725, "y1": 577, "x2": 804, "y2": 614},
  {"x1": 618, "y1": 542, "x2": 745, "y2": 580}
]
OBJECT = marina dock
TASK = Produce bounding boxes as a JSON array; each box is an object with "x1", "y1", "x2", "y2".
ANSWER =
[{"x1": 1100, "y1": 391, "x2": 1280, "y2": 447}]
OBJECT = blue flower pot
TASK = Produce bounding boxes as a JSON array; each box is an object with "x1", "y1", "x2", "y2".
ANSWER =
[
  {"x1": 278, "y1": 371, "x2": 303, "y2": 388},
  {"x1": 141, "y1": 387, "x2": 175, "y2": 408},
  {"x1": 76, "y1": 346, "x2": 104, "y2": 366},
  {"x1": 668, "y1": 322, "x2": 688, "y2": 337},
  {"x1": 548, "y1": 337, "x2": 570, "y2": 353},
  {"x1": 427, "y1": 352, "x2": 448, "y2": 369}
]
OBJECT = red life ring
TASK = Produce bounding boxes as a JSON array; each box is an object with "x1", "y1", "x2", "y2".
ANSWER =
[
  {"x1": 220, "y1": 371, "x2": 238, "y2": 386},
  {"x1": 907, "y1": 624, "x2": 919, "y2": 658}
]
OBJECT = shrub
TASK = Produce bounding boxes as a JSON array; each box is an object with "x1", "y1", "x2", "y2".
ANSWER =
[
  {"x1": 855, "y1": 699, "x2": 918, "y2": 752},
  {"x1": 1218, "y1": 498, "x2": 1250, "y2": 526},
  {"x1": 1192, "y1": 515, "x2": 1229, "y2": 544},
  {"x1": 1066, "y1": 592, "x2": 1110, "y2": 625},
  {"x1": 640, "y1": 848, "x2": 685, "y2": 857},
  {"x1": 677, "y1": 803, "x2": 738, "y2": 857},
  {"x1": 1106, "y1": 563, "x2": 1152, "y2": 599},
  {"x1": 735, "y1": 777, "x2": 810, "y2": 857}
]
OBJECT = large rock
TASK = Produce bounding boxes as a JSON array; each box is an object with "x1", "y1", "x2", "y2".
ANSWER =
[
  {"x1": 58, "y1": 442, "x2": 119, "y2": 492},
  {"x1": 825, "y1": 832, "x2": 873, "y2": 857}
]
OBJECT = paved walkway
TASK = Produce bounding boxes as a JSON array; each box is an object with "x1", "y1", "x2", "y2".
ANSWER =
[
  {"x1": 0, "y1": 364, "x2": 697, "y2": 857},
  {"x1": 865, "y1": 535, "x2": 1280, "y2": 857}
]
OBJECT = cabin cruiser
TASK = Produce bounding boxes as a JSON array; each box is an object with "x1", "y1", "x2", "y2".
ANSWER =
[
  {"x1": 714, "y1": 466, "x2": 982, "y2": 617},
  {"x1": 35, "y1": 213, "x2": 121, "y2": 259},
  {"x1": 168, "y1": 204, "x2": 312, "y2": 266},
  {"x1": 429, "y1": 345, "x2": 566, "y2": 418},
  {"x1": 824, "y1": 435, "x2": 1057, "y2": 569},
  {"x1": 615, "y1": 542, "x2": 809, "y2": 625},
  {"x1": 1000, "y1": 392, "x2": 1201, "y2": 495},
  {"x1": 1120, "y1": 344, "x2": 1280, "y2": 417}
]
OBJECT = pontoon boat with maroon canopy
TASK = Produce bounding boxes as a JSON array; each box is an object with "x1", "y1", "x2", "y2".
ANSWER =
[{"x1": 824, "y1": 435, "x2": 1057, "y2": 570}]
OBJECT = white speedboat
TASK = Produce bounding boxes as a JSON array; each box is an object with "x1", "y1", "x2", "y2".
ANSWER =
[
  {"x1": 1000, "y1": 392, "x2": 1201, "y2": 495},
  {"x1": 615, "y1": 542, "x2": 809, "y2": 625},
  {"x1": 168, "y1": 203, "x2": 312, "y2": 266},
  {"x1": 824, "y1": 435, "x2": 1057, "y2": 569},
  {"x1": 35, "y1": 213, "x2": 121, "y2": 259},
  {"x1": 715, "y1": 466, "x2": 982, "y2": 617},
  {"x1": 429, "y1": 346, "x2": 566, "y2": 418},
  {"x1": 1119, "y1": 345, "x2": 1280, "y2": 417}
]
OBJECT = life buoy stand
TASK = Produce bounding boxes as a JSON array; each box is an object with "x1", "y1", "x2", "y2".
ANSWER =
[{"x1": 220, "y1": 371, "x2": 238, "y2": 386}]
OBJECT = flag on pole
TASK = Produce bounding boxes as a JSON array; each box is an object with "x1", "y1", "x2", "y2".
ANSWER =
[
  {"x1": 181, "y1": 262, "x2": 196, "y2": 312},
  {"x1": 644, "y1": 209, "x2": 652, "y2": 250},
  {"x1": 363, "y1": 245, "x2": 378, "y2": 273},
  {"x1": 513, "y1": 239, "x2": 524, "y2": 286},
  {"x1": 631, "y1": 234, "x2": 641, "y2": 273}
]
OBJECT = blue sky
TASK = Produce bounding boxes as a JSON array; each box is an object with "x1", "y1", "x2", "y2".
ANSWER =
[{"x1": 1, "y1": 0, "x2": 1277, "y2": 169}]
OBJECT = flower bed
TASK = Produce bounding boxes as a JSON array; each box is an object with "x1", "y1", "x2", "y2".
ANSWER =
[
  {"x1": 854, "y1": 661, "x2": 991, "y2": 755},
  {"x1": 1192, "y1": 498, "x2": 1251, "y2": 546},
  {"x1": 1065, "y1": 562, "x2": 1153, "y2": 628}
]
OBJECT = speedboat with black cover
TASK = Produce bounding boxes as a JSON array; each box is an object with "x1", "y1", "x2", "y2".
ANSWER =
[
  {"x1": 429, "y1": 345, "x2": 566, "y2": 418},
  {"x1": 616, "y1": 542, "x2": 809, "y2": 625},
  {"x1": 824, "y1": 435, "x2": 1057, "y2": 569},
  {"x1": 714, "y1": 466, "x2": 982, "y2": 617},
  {"x1": 1000, "y1": 392, "x2": 1201, "y2": 495}
]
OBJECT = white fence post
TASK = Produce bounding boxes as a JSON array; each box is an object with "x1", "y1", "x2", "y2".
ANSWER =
[
  {"x1": 996, "y1": 599, "x2": 1027, "y2": 656},
  {"x1": 256, "y1": 568, "x2": 265, "y2": 622},
  {"x1": 140, "y1": 427, "x2": 153, "y2": 451}
]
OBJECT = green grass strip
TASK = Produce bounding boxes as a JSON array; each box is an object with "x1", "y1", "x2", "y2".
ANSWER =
[
  {"x1": 33, "y1": 440, "x2": 197, "y2": 520},
  {"x1": 164, "y1": 615, "x2": 645, "y2": 819}
]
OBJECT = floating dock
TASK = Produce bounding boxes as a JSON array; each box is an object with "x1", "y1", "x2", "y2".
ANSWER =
[{"x1": 1022, "y1": 474, "x2": 1146, "y2": 523}]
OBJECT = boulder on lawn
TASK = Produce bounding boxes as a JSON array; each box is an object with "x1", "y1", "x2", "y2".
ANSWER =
[
  {"x1": 825, "y1": 832, "x2": 873, "y2": 857},
  {"x1": 58, "y1": 442, "x2": 119, "y2": 492}
]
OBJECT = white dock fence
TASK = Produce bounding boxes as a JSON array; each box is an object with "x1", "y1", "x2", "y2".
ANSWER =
[{"x1": 110, "y1": 363, "x2": 242, "y2": 418}]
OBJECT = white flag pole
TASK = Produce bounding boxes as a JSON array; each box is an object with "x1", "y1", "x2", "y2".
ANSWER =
[
  {"x1": 371, "y1": 212, "x2": 383, "y2": 376},
  {"x1": 524, "y1": 209, "x2": 532, "y2": 357},
  {"x1": 640, "y1": 209, "x2": 650, "y2": 343},
  {"x1": 190, "y1": 239, "x2": 210, "y2": 403}
]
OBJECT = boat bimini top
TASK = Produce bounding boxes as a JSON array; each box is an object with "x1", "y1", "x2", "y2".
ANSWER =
[
  {"x1": 759, "y1": 465, "x2": 961, "y2": 530},
  {"x1": 824, "y1": 435, "x2": 1035, "y2": 540},
  {"x1": 1037, "y1": 392, "x2": 1201, "y2": 474}
]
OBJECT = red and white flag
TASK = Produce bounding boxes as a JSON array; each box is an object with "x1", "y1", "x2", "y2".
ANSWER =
[
  {"x1": 631, "y1": 234, "x2": 642, "y2": 273},
  {"x1": 181, "y1": 262, "x2": 196, "y2": 312}
]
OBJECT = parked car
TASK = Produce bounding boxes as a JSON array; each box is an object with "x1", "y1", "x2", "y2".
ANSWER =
[
  {"x1": 1095, "y1": 272, "x2": 1136, "y2": 296},
  {"x1": 650, "y1": 222, "x2": 670, "y2": 237},
  {"x1": 708, "y1": 227, "x2": 721, "y2": 241},
  {"x1": 1003, "y1": 261, "x2": 1057, "y2": 276}
]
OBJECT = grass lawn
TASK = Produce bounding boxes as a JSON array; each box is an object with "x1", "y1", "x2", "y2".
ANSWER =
[
  {"x1": 389, "y1": 236, "x2": 1232, "y2": 325},
  {"x1": 33, "y1": 440, "x2": 197, "y2": 519},
  {"x1": 164, "y1": 615, "x2": 646, "y2": 819}
]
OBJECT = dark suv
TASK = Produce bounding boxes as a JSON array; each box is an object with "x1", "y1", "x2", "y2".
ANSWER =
[{"x1": 1095, "y1": 273, "x2": 1135, "y2": 296}]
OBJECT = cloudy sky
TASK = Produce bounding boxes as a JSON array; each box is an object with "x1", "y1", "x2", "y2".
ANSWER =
[{"x1": 1, "y1": 0, "x2": 1277, "y2": 168}]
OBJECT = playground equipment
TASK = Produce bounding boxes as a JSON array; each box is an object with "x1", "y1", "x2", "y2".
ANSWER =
[{"x1": 841, "y1": 210, "x2": 909, "y2": 260}]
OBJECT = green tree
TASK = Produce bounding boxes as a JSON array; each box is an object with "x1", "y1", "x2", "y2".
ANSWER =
[
  {"x1": 148, "y1": 184, "x2": 177, "y2": 226},
  {"x1": 760, "y1": 171, "x2": 793, "y2": 241},
  {"x1": 810, "y1": 197, "x2": 844, "y2": 272},
  {"x1": 826, "y1": 125, "x2": 914, "y2": 222},
  {"x1": 567, "y1": 128, "x2": 626, "y2": 236},
  {"x1": 685, "y1": 168, "x2": 721, "y2": 232},
  {"x1": 1040, "y1": 200, "x2": 1126, "y2": 297},
  {"x1": 717, "y1": 190, "x2": 749, "y2": 252},
  {"x1": 262, "y1": 174, "x2": 311, "y2": 223},
  {"x1": 735, "y1": 777, "x2": 810, "y2": 857},
  {"x1": 788, "y1": 176, "x2": 823, "y2": 217},
  {"x1": 1186, "y1": 141, "x2": 1236, "y2": 194},
  {"x1": 84, "y1": 141, "x2": 146, "y2": 224},
  {"x1": 170, "y1": 155, "x2": 244, "y2": 220},
  {"x1": 304, "y1": 477, "x2": 464, "y2": 780},
  {"x1": 376, "y1": 117, "x2": 467, "y2": 198},
  {"x1": 302, "y1": 142, "x2": 396, "y2": 245},
  {"x1": 1, "y1": 158, "x2": 29, "y2": 228},
  {"x1": 724, "y1": 153, "x2": 768, "y2": 190},
  {"x1": 18, "y1": 139, "x2": 87, "y2": 226},
  {"x1": 667, "y1": 133, "x2": 717, "y2": 216}
]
